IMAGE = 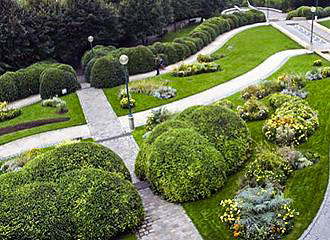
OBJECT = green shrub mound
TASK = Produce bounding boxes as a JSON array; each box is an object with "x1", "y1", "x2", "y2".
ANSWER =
[
  {"x1": 58, "y1": 169, "x2": 144, "y2": 240},
  {"x1": 269, "y1": 93, "x2": 302, "y2": 109},
  {"x1": 135, "y1": 120, "x2": 191, "y2": 180},
  {"x1": 81, "y1": 45, "x2": 116, "y2": 69},
  {"x1": 24, "y1": 142, "x2": 131, "y2": 182},
  {"x1": 287, "y1": 6, "x2": 330, "y2": 20},
  {"x1": 39, "y1": 66, "x2": 80, "y2": 99},
  {"x1": 90, "y1": 55, "x2": 126, "y2": 88},
  {"x1": 0, "y1": 73, "x2": 18, "y2": 102},
  {"x1": 0, "y1": 182, "x2": 74, "y2": 240},
  {"x1": 177, "y1": 105, "x2": 252, "y2": 173},
  {"x1": 145, "y1": 128, "x2": 227, "y2": 202}
]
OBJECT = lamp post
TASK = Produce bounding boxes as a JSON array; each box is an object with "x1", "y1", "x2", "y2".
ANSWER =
[
  {"x1": 119, "y1": 55, "x2": 135, "y2": 131},
  {"x1": 310, "y1": 7, "x2": 316, "y2": 50},
  {"x1": 88, "y1": 36, "x2": 94, "y2": 55}
]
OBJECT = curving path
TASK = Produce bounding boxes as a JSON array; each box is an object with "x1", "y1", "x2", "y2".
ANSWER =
[{"x1": 119, "y1": 49, "x2": 311, "y2": 130}]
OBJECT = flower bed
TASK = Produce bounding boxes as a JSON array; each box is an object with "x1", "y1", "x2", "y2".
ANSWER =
[{"x1": 172, "y1": 62, "x2": 221, "y2": 77}]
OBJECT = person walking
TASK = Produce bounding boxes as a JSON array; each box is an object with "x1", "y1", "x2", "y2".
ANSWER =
[{"x1": 155, "y1": 56, "x2": 161, "y2": 76}]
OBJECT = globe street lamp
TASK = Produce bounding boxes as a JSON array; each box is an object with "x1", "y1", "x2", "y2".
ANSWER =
[
  {"x1": 310, "y1": 7, "x2": 316, "y2": 50},
  {"x1": 119, "y1": 55, "x2": 135, "y2": 131},
  {"x1": 88, "y1": 36, "x2": 94, "y2": 55}
]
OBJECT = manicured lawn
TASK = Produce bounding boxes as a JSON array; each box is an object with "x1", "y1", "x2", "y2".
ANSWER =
[
  {"x1": 161, "y1": 23, "x2": 200, "y2": 42},
  {"x1": 0, "y1": 93, "x2": 86, "y2": 145},
  {"x1": 319, "y1": 20, "x2": 330, "y2": 29},
  {"x1": 104, "y1": 26, "x2": 300, "y2": 116},
  {"x1": 132, "y1": 54, "x2": 330, "y2": 240}
]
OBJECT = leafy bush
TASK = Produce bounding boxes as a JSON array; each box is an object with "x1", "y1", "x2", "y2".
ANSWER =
[
  {"x1": 42, "y1": 97, "x2": 68, "y2": 113},
  {"x1": 90, "y1": 55, "x2": 126, "y2": 88},
  {"x1": 143, "y1": 128, "x2": 227, "y2": 202},
  {"x1": 126, "y1": 79, "x2": 176, "y2": 99},
  {"x1": 287, "y1": 6, "x2": 330, "y2": 20},
  {"x1": 16, "y1": 148, "x2": 43, "y2": 167},
  {"x1": 313, "y1": 59, "x2": 322, "y2": 67},
  {"x1": 212, "y1": 99, "x2": 235, "y2": 110},
  {"x1": 321, "y1": 67, "x2": 330, "y2": 78},
  {"x1": 244, "y1": 148, "x2": 292, "y2": 187},
  {"x1": 120, "y1": 97, "x2": 136, "y2": 109},
  {"x1": 81, "y1": 45, "x2": 116, "y2": 69},
  {"x1": 305, "y1": 68, "x2": 322, "y2": 81},
  {"x1": 220, "y1": 184, "x2": 297, "y2": 240},
  {"x1": 237, "y1": 97, "x2": 269, "y2": 121},
  {"x1": 241, "y1": 82, "x2": 279, "y2": 100},
  {"x1": 177, "y1": 105, "x2": 252, "y2": 173},
  {"x1": 280, "y1": 88, "x2": 308, "y2": 99},
  {"x1": 145, "y1": 108, "x2": 172, "y2": 132},
  {"x1": 278, "y1": 147, "x2": 319, "y2": 170},
  {"x1": 0, "y1": 182, "x2": 74, "y2": 240},
  {"x1": 0, "y1": 101, "x2": 21, "y2": 122},
  {"x1": 263, "y1": 100, "x2": 319, "y2": 145},
  {"x1": 269, "y1": 93, "x2": 302, "y2": 109},
  {"x1": 197, "y1": 54, "x2": 216, "y2": 63},
  {"x1": 24, "y1": 142, "x2": 131, "y2": 182},
  {"x1": 0, "y1": 72, "x2": 18, "y2": 102},
  {"x1": 39, "y1": 66, "x2": 80, "y2": 99},
  {"x1": 135, "y1": 119, "x2": 191, "y2": 180},
  {"x1": 172, "y1": 62, "x2": 221, "y2": 77},
  {"x1": 58, "y1": 169, "x2": 144, "y2": 240}
]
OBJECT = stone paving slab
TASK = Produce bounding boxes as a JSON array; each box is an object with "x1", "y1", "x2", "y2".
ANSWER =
[
  {"x1": 0, "y1": 125, "x2": 90, "y2": 159},
  {"x1": 8, "y1": 94, "x2": 41, "y2": 109},
  {"x1": 77, "y1": 87, "x2": 126, "y2": 141},
  {"x1": 119, "y1": 49, "x2": 310, "y2": 130}
]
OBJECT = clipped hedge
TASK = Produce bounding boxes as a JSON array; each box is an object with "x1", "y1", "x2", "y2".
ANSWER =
[
  {"x1": 90, "y1": 55, "x2": 126, "y2": 88},
  {"x1": 81, "y1": 45, "x2": 116, "y2": 69},
  {"x1": 58, "y1": 169, "x2": 144, "y2": 240},
  {"x1": 287, "y1": 6, "x2": 330, "y2": 20},
  {"x1": 0, "y1": 72, "x2": 18, "y2": 102},
  {"x1": 0, "y1": 182, "x2": 74, "y2": 240},
  {"x1": 24, "y1": 142, "x2": 131, "y2": 182},
  {"x1": 39, "y1": 67, "x2": 80, "y2": 99},
  {"x1": 177, "y1": 105, "x2": 252, "y2": 173},
  {"x1": 145, "y1": 128, "x2": 227, "y2": 202}
]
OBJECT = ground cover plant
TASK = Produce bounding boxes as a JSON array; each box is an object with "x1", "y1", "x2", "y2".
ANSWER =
[
  {"x1": 0, "y1": 142, "x2": 144, "y2": 240},
  {"x1": 133, "y1": 54, "x2": 330, "y2": 239},
  {"x1": 0, "y1": 93, "x2": 85, "y2": 145},
  {"x1": 319, "y1": 20, "x2": 330, "y2": 29},
  {"x1": 105, "y1": 26, "x2": 300, "y2": 116}
]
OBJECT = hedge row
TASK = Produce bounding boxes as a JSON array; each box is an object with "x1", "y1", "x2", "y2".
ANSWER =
[
  {"x1": 0, "y1": 143, "x2": 144, "y2": 240},
  {"x1": 135, "y1": 105, "x2": 252, "y2": 203},
  {"x1": 0, "y1": 62, "x2": 80, "y2": 102},
  {"x1": 85, "y1": 10, "x2": 265, "y2": 89},
  {"x1": 287, "y1": 6, "x2": 330, "y2": 20}
]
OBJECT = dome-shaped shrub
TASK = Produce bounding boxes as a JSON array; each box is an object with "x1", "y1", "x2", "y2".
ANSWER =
[
  {"x1": 117, "y1": 46, "x2": 155, "y2": 75},
  {"x1": 24, "y1": 142, "x2": 131, "y2": 182},
  {"x1": 90, "y1": 55, "x2": 126, "y2": 88},
  {"x1": 81, "y1": 45, "x2": 116, "y2": 69},
  {"x1": 39, "y1": 67, "x2": 80, "y2": 99},
  {"x1": 177, "y1": 105, "x2": 252, "y2": 173},
  {"x1": 145, "y1": 128, "x2": 227, "y2": 202},
  {"x1": 0, "y1": 72, "x2": 18, "y2": 102},
  {"x1": 0, "y1": 182, "x2": 74, "y2": 240},
  {"x1": 58, "y1": 168, "x2": 144, "y2": 240},
  {"x1": 135, "y1": 120, "x2": 191, "y2": 180}
]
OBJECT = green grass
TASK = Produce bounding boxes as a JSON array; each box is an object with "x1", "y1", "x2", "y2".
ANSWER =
[
  {"x1": 104, "y1": 26, "x2": 300, "y2": 116},
  {"x1": 319, "y1": 20, "x2": 330, "y2": 29},
  {"x1": 132, "y1": 54, "x2": 330, "y2": 240},
  {"x1": 160, "y1": 23, "x2": 200, "y2": 42},
  {"x1": 0, "y1": 93, "x2": 86, "y2": 145}
]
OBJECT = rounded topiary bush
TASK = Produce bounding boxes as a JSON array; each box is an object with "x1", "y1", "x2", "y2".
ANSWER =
[
  {"x1": 24, "y1": 142, "x2": 131, "y2": 182},
  {"x1": 177, "y1": 105, "x2": 252, "y2": 173},
  {"x1": 81, "y1": 45, "x2": 116, "y2": 69},
  {"x1": 0, "y1": 182, "x2": 74, "y2": 240},
  {"x1": 135, "y1": 120, "x2": 192, "y2": 180},
  {"x1": 58, "y1": 168, "x2": 144, "y2": 240},
  {"x1": 0, "y1": 72, "x2": 18, "y2": 102},
  {"x1": 90, "y1": 55, "x2": 126, "y2": 88},
  {"x1": 39, "y1": 67, "x2": 80, "y2": 99},
  {"x1": 162, "y1": 43, "x2": 179, "y2": 65},
  {"x1": 145, "y1": 128, "x2": 227, "y2": 202},
  {"x1": 118, "y1": 46, "x2": 155, "y2": 75}
]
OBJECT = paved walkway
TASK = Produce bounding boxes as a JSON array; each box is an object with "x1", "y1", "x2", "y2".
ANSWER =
[
  {"x1": 8, "y1": 94, "x2": 41, "y2": 109},
  {"x1": 76, "y1": 86, "x2": 202, "y2": 240},
  {"x1": 130, "y1": 22, "x2": 268, "y2": 82},
  {"x1": 119, "y1": 49, "x2": 310, "y2": 130},
  {"x1": 0, "y1": 125, "x2": 90, "y2": 159}
]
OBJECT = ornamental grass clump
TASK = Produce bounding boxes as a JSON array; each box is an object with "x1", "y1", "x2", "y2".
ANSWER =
[
  {"x1": 220, "y1": 184, "x2": 298, "y2": 240},
  {"x1": 237, "y1": 97, "x2": 269, "y2": 121},
  {"x1": 263, "y1": 100, "x2": 319, "y2": 146},
  {"x1": 0, "y1": 101, "x2": 21, "y2": 122}
]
